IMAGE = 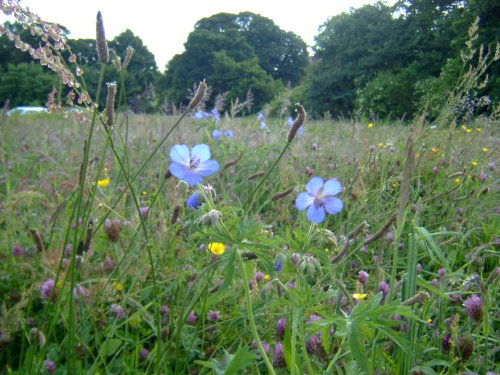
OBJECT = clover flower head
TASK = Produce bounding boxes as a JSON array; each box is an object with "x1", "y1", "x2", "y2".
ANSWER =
[
  {"x1": 187, "y1": 311, "x2": 197, "y2": 325},
  {"x1": 169, "y1": 144, "x2": 219, "y2": 186},
  {"x1": 358, "y1": 270, "x2": 369, "y2": 285},
  {"x1": 296, "y1": 177, "x2": 343, "y2": 223},
  {"x1": 212, "y1": 129, "x2": 222, "y2": 140},
  {"x1": 207, "y1": 310, "x2": 220, "y2": 321},
  {"x1": 43, "y1": 359, "x2": 56, "y2": 374},
  {"x1": 464, "y1": 294, "x2": 483, "y2": 322},
  {"x1": 41, "y1": 279, "x2": 55, "y2": 301}
]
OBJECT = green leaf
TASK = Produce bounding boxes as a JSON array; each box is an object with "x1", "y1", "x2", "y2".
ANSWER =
[{"x1": 102, "y1": 338, "x2": 122, "y2": 357}]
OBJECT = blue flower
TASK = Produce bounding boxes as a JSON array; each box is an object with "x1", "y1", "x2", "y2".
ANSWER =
[
  {"x1": 287, "y1": 116, "x2": 294, "y2": 126},
  {"x1": 257, "y1": 112, "x2": 264, "y2": 121},
  {"x1": 186, "y1": 192, "x2": 202, "y2": 208},
  {"x1": 296, "y1": 177, "x2": 343, "y2": 223},
  {"x1": 260, "y1": 121, "x2": 267, "y2": 129},
  {"x1": 224, "y1": 130, "x2": 233, "y2": 138},
  {"x1": 212, "y1": 129, "x2": 222, "y2": 140},
  {"x1": 211, "y1": 108, "x2": 220, "y2": 123},
  {"x1": 169, "y1": 144, "x2": 219, "y2": 186},
  {"x1": 194, "y1": 111, "x2": 209, "y2": 120}
]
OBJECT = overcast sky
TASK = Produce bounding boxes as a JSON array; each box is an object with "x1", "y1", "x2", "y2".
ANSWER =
[{"x1": 2, "y1": 0, "x2": 394, "y2": 71}]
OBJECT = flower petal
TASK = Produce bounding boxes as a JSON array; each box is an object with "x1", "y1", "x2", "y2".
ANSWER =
[
  {"x1": 296, "y1": 192, "x2": 314, "y2": 211},
  {"x1": 196, "y1": 159, "x2": 219, "y2": 177},
  {"x1": 323, "y1": 179, "x2": 342, "y2": 196},
  {"x1": 186, "y1": 192, "x2": 201, "y2": 208},
  {"x1": 182, "y1": 171, "x2": 203, "y2": 186},
  {"x1": 169, "y1": 162, "x2": 189, "y2": 180},
  {"x1": 191, "y1": 144, "x2": 211, "y2": 163},
  {"x1": 307, "y1": 203, "x2": 326, "y2": 223},
  {"x1": 323, "y1": 197, "x2": 343, "y2": 215},
  {"x1": 305, "y1": 177, "x2": 324, "y2": 195},
  {"x1": 170, "y1": 145, "x2": 190, "y2": 165}
]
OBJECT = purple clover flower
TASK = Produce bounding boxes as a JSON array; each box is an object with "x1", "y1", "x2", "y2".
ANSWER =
[
  {"x1": 464, "y1": 294, "x2": 483, "y2": 322},
  {"x1": 276, "y1": 317, "x2": 286, "y2": 340},
  {"x1": 187, "y1": 311, "x2": 197, "y2": 325},
  {"x1": 296, "y1": 177, "x2": 343, "y2": 223},
  {"x1": 169, "y1": 144, "x2": 219, "y2": 186},
  {"x1": 378, "y1": 280, "x2": 390, "y2": 299},
  {"x1": 110, "y1": 303, "x2": 125, "y2": 319},
  {"x1": 212, "y1": 129, "x2": 222, "y2": 140},
  {"x1": 40, "y1": 279, "x2": 55, "y2": 301},
  {"x1": 12, "y1": 245, "x2": 24, "y2": 256},
  {"x1": 207, "y1": 310, "x2": 220, "y2": 321},
  {"x1": 254, "y1": 271, "x2": 264, "y2": 282},
  {"x1": 139, "y1": 348, "x2": 149, "y2": 361},
  {"x1": 273, "y1": 343, "x2": 286, "y2": 368},
  {"x1": 186, "y1": 192, "x2": 202, "y2": 208},
  {"x1": 43, "y1": 359, "x2": 56, "y2": 374},
  {"x1": 358, "y1": 270, "x2": 369, "y2": 285}
]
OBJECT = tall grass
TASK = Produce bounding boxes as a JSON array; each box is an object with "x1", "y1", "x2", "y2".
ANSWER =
[{"x1": 0, "y1": 3, "x2": 499, "y2": 374}]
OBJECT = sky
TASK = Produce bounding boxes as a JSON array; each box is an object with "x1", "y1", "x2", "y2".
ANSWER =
[{"x1": 1, "y1": 0, "x2": 393, "y2": 71}]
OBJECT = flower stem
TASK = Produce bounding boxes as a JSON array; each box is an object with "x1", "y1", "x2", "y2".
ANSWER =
[
  {"x1": 238, "y1": 254, "x2": 276, "y2": 374},
  {"x1": 243, "y1": 140, "x2": 292, "y2": 211}
]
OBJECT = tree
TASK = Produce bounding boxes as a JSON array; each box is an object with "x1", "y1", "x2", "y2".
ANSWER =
[
  {"x1": 160, "y1": 12, "x2": 307, "y2": 111},
  {"x1": 0, "y1": 62, "x2": 57, "y2": 106},
  {"x1": 302, "y1": 3, "x2": 398, "y2": 117}
]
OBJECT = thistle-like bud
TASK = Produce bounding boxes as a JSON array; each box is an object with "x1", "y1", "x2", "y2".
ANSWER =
[
  {"x1": 299, "y1": 255, "x2": 321, "y2": 276},
  {"x1": 29, "y1": 229, "x2": 45, "y2": 252},
  {"x1": 188, "y1": 80, "x2": 207, "y2": 109},
  {"x1": 104, "y1": 219, "x2": 121, "y2": 242},
  {"x1": 170, "y1": 205, "x2": 181, "y2": 224},
  {"x1": 287, "y1": 104, "x2": 306, "y2": 142},
  {"x1": 122, "y1": 46, "x2": 135, "y2": 70},
  {"x1": 96, "y1": 12, "x2": 109, "y2": 64},
  {"x1": 105, "y1": 82, "x2": 117, "y2": 127}
]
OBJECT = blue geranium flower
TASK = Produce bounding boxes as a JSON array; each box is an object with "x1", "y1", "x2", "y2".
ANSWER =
[
  {"x1": 260, "y1": 121, "x2": 267, "y2": 129},
  {"x1": 224, "y1": 130, "x2": 234, "y2": 138},
  {"x1": 212, "y1": 129, "x2": 222, "y2": 140},
  {"x1": 169, "y1": 144, "x2": 219, "y2": 186},
  {"x1": 211, "y1": 108, "x2": 220, "y2": 123},
  {"x1": 186, "y1": 192, "x2": 203, "y2": 208},
  {"x1": 257, "y1": 112, "x2": 264, "y2": 121},
  {"x1": 296, "y1": 177, "x2": 343, "y2": 223},
  {"x1": 194, "y1": 111, "x2": 209, "y2": 120}
]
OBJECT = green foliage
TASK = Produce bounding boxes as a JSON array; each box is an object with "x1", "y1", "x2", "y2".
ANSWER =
[
  {"x1": 161, "y1": 12, "x2": 306, "y2": 111},
  {"x1": 0, "y1": 62, "x2": 57, "y2": 106},
  {"x1": 356, "y1": 66, "x2": 419, "y2": 119}
]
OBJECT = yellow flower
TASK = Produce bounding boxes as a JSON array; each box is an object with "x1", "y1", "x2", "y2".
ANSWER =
[
  {"x1": 476, "y1": 127, "x2": 482, "y2": 132},
  {"x1": 426, "y1": 318, "x2": 432, "y2": 324},
  {"x1": 454, "y1": 178, "x2": 461, "y2": 183},
  {"x1": 208, "y1": 242, "x2": 225, "y2": 255},
  {"x1": 367, "y1": 122, "x2": 374, "y2": 128},
  {"x1": 482, "y1": 147, "x2": 489, "y2": 153},
  {"x1": 431, "y1": 147, "x2": 438, "y2": 153},
  {"x1": 353, "y1": 293, "x2": 367, "y2": 301},
  {"x1": 114, "y1": 282, "x2": 123, "y2": 292},
  {"x1": 466, "y1": 128, "x2": 472, "y2": 133},
  {"x1": 471, "y1": 161, "x2": 478, "y2": 166},
  {"x1": 377, "y1": 143, "x2": 384, "y2": 148},
  {"x1": 97, "y1": 177, "x2": 110, "y2": 187},
  {"x1": 391, "y1": 182, "x2": 398, "y2": 188},
  {"x1": 263, "y1": 274, "x2": 270, "y2": 281},
  {"x1": 142, "y1": 191, "x2": 148, "y2": 196}
]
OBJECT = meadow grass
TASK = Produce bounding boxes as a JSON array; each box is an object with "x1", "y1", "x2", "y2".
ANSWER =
[{"x1": 0, "y1": 107, "x2": 498, "y2": 374}]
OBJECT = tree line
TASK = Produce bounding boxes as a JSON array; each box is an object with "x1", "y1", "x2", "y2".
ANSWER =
[{"x1": 0, "y1": 0, "x2": 498, "y2": 120}]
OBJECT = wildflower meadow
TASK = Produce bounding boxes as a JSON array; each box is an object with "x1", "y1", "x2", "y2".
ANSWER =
[{"x1": 0, "y1": 2, "x2": 499, "y2": 375}]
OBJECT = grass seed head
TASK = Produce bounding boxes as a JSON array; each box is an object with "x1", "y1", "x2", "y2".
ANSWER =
[{"x1": 96, "y1": 11, "x2": 108, "y2": 63}]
